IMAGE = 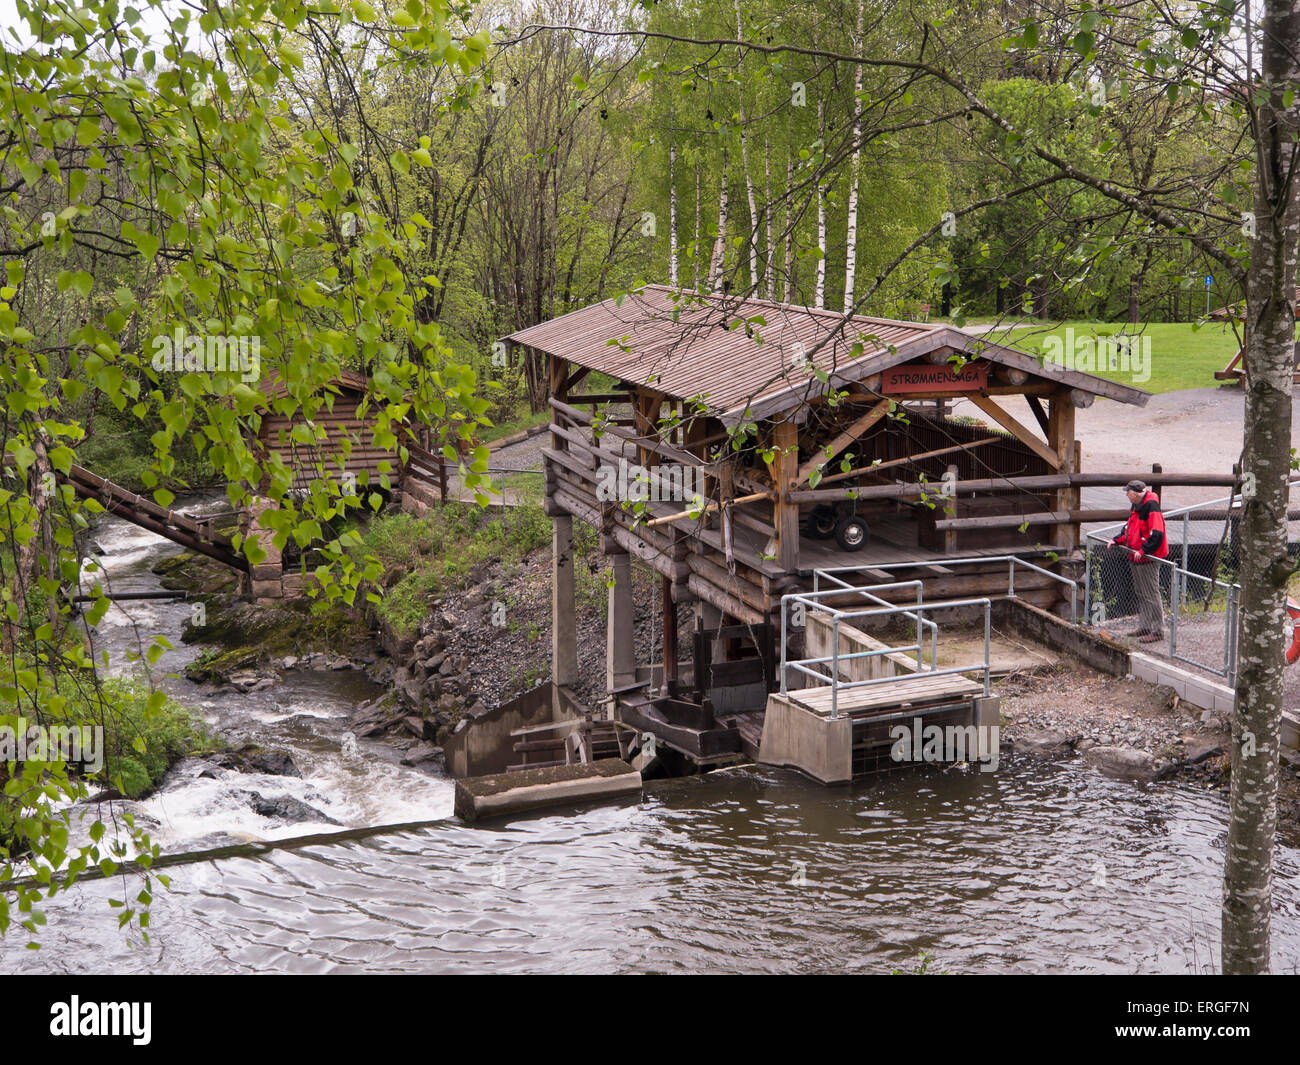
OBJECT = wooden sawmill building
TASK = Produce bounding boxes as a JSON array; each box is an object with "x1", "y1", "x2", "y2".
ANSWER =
[{"x1": 499, "y1": 285, "x2": 1157, "y2": 774}]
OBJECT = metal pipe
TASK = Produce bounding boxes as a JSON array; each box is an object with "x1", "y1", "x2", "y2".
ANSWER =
[
  {"x1": 1083, "y1": 540, "x2": 1093, "y2": 625},
  {"x1": 915, "y1": 583, "x2": 923, "y2": 671},
  {"x1": 831, "y1": 616, "x2": 841, "y2": 719},
  {"x1": 983, "y1": 600, "x2": 992, "y2": 696},
  {"x1": 779, "y1": 594, "x2": 788, "y2": 696},
  {"x1": 1169, "y1": 567, "x2": 1179, "y2": 656}
]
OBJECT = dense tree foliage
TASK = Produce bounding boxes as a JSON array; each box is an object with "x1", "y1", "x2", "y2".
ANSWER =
[{"x1": 1, "y1": 0, "x2": 1293, "y2": 973}]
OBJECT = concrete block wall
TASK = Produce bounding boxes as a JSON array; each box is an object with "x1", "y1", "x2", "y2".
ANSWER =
[
  {"x1": 1129, "y1": 652, "x2": 1300, "y2": 751},
  {"x1": 1128, "y1": 653, "x2": 1235, "y2": 717}
]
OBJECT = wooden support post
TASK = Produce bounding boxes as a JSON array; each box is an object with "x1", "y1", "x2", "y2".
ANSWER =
[
  {"x1": 693, "y1": 613, "x2": 712, "y2": 703},
  {"x1": 943, "y1": 463, "x2": 958, "y2": 555},
  {"x1": 1048, "y1": 392, "x2": 1077, "y2": 548},
  {"x1": 662, "y1": 573, "x2": 679, "y2": 693},
  {"x1": 552, "y1": 514, "x2": 579, "y2": 689},
  {"x1": 607, "y1": 550, "x2": 636, "y2": 697},
  {"x1": 772, "y1": 415, "x2": 801, "y2": 574}
]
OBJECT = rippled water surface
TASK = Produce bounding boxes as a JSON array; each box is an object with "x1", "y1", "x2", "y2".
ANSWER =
[
  {"x1": 9, "y1": 760, "x2": 1300, "y2": 974},
  {"x1": 3, "y1": 510, "x2": 1299, "y2": 974}
]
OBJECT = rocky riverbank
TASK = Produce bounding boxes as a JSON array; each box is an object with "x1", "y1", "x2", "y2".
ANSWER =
[
  {"x1": 154, "y1": 529, "x2": 1300, "y2": 837},
  {"x1": 152, "y1": 533, "x2": 671, "y2": 772},
  {"x1": 999, "y1": 664, "x2": 1300, "y2": 840}
]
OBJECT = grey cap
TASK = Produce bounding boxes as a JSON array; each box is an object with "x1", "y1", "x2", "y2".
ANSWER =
[{"x1": 1124, "y1": 479, "x2": 1146, "y2": 493}]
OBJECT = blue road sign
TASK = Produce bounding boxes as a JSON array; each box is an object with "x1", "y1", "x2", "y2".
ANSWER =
[{"x1": 1205, "y1": 274, "x2": 1213, "y2": 287}]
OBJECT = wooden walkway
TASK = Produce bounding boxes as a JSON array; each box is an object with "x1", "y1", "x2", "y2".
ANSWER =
[
  {"x1": 64, "y1": 464, "x2": 249, "y2": 572},
  {"x1": 788, "y1": 673, "x2": 984, "y2": 716}
]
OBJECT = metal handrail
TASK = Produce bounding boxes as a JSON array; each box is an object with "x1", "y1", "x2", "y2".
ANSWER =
[
  {"x1": 1084, "y1": 519, "x2": 1246, "y2": 683},
  {"x1": 808, "y1": 576, "x2": 938, "y2": 670},
  {"x1": 814, "y1": 554, "x2": 1079, "y2": 622},
  {"x1": 780, "y1": 592, "x2": 993, "y2": 718}
]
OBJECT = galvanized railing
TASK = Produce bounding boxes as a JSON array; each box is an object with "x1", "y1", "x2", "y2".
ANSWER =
[
  {"x1": 814, "y1": 554, "x2": 1079, "y2": 622},
  {"x1": 810, "y1": 575, "x2": 939, "y2": 671},
  {"x1": 1084, "y1": 493, "x2": 1246, "y2": 683},
  {"x1": 779, "y1": 587, "x2": 993, "y2": 719}
]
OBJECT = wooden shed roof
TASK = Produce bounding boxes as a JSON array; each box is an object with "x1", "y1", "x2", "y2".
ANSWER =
[
  {"x1": 505, "y1": 285, "x2": 1149, "y2": 424},
  {"x1": 258, "y1": 368, "x2": 371, "y2": 403}
]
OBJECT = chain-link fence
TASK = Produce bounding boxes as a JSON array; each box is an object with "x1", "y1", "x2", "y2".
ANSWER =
[{"x1": 1080, "y1": 490, "x2": 1299, "y2": 684}]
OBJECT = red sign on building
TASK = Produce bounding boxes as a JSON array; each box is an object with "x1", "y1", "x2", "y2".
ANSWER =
[{"x1": 880, "y1": 361, "x2": 988, "y2": 394}]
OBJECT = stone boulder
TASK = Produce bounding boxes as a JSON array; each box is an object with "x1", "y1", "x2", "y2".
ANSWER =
[{"x1": 1084, "y1": 745, "x2": 1162, "y2": 782}]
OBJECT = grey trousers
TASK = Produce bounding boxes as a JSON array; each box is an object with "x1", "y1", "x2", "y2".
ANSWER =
[{"x1": 1131, "y1": 559, "x2": 1164, "y2": 635}]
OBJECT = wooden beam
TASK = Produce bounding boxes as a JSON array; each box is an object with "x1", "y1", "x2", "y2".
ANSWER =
[
  {"x1": 562, "y1": 365, "x2": 592, "y2": 393},
  {"x1": 772, "y1": 416, "x2": 800, "y2": 573},
  {"x1": 818, "y1": 437, "x2": 1001, "y2": 485},
  {"x1": 886, "y1": 383, "x2": 1057, "y2": 399},
  {"x1": 686, "y1": 574, "x2": 765, "y2": 626},
  {"x1": 1026, "y1": 395, "x2": 1051, "y2": 437},
  {"x1": 1048, "y1": 394, "x2": 1078, "y2": 549},
  {"x1": 643, "y1": 490, "x2": 774, "y2": 528},
  {"x1": 967, "y1": 392, "x2": 1063, "y2": 470},
  {"x1": 790, "y1": 473, "x2": 1074, "y2": 504},
  {"x1": 550, "y1": 397, "x2": 704, "y2": 470},
  {"x1": 795, "y1": 398, "x2": 893, "y2": 485},
  {"x1": 566, "y1": 392, "x2": 633, "y2": 405}
]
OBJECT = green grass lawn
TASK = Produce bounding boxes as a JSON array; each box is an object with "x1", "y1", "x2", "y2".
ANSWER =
[{"x1": 971, "y1": 320, "x2": 1247, "y2": 394}]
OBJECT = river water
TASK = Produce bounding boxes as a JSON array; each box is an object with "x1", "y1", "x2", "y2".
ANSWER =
[{"x1": 2, "y1": 507, "x2": 1299, "y2": 974}]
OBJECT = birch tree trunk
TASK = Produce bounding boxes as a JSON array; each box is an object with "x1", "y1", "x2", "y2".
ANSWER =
[
  {"x1": 782, "y1": 142, "x2": 793, "y2": 303},
  {"x1": 843, "y1": 0, "x2": 865, "y2": 312},
  {"x1": 669, "y1": 141, "x2": 678, "y2": 287},
  {"x1": 815, "y1": 102, "x2": 826, "y2": 309},
  {"x1": 709, "y1": 145, "x2": 730, "y2": 292},
  {"x1": 734, "y1": 0, "x2": 760, "y2": 293},
  {"x1": 694, "y1": 159, "x2": 701, "y2": 292},
  {"x1": 6, "y1": 435, "x2": 54, "y2": 649},
  {"x1": 1222, "y1": 0, "x2": 1300, "y2": 974},
  {"x1": 764, "y1": 135, "x2": 775, "y2": 300}
]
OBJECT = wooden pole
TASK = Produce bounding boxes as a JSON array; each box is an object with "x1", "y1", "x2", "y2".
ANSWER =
[
  {"x1": 643, "y1": 490, "x2": 774, "y2": 527},
  {"x1": 772, "y1": 416, "x2": 800, "y2": 573},
  {"x1": 815, "y1": 437, "x2": 1000, "y2": 484},
  {"x1": 662, "y1": 574, "x2": 678, "y2": 692},
  {"x1": 1048, "y1": 392, "x2": 1077, "y2": 548}
]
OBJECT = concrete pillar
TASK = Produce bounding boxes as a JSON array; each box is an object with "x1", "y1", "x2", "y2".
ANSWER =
[
  {"x1": 607, "y1": 550, "x2": 636, "y2": 693},
  {"x1": 552, "y1": 515, "x2": 578, "y2": 688}
]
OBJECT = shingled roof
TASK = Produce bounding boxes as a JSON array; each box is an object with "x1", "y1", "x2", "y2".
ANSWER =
[{"x1": 505, "y1": 285, "x2": 1150, "y2": 424}]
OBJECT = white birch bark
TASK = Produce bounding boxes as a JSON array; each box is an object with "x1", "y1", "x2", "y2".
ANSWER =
[
  {"x1": 1222, "y1": 0, "x2": 1300, "y2": 975},
  {"x1": 782, "y1": 142, "x2": 793, "y2": 303},
  {"x1": 815, "y1": 102, "x2": 826, "y2": 309},
  {"x1": 764, "y1": 135, "x2": 775, "y2": 300},
  {"x1": 709, "y1": 145, "x2": 729, "y2": 293},
  {"x1": 669, "y1": 141, "x2": 678, "y2": 287},
  {"x1": 843, "y1": 0, "x2": 865, "y2": 313},
  {"x1": 734, "y1": 0, "x2": 759, "y2": 292},
  {"x1": 694, "y1": 159, "x2": 701, "y2": 292}
]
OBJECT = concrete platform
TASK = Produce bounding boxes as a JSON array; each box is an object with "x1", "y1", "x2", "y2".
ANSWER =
[{"x1": 454, "y1": 760, "x2": 642, "y2": 822}]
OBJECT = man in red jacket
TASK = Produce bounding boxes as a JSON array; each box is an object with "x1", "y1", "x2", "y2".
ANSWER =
[{"x1": 1110, "y1": 479, "x2": 1170, "y2": 642}]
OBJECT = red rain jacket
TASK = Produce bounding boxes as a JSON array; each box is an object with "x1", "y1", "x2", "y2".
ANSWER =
[{"x1": 1113, "y1": 489, "x2": 1169, "y2": 561}]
